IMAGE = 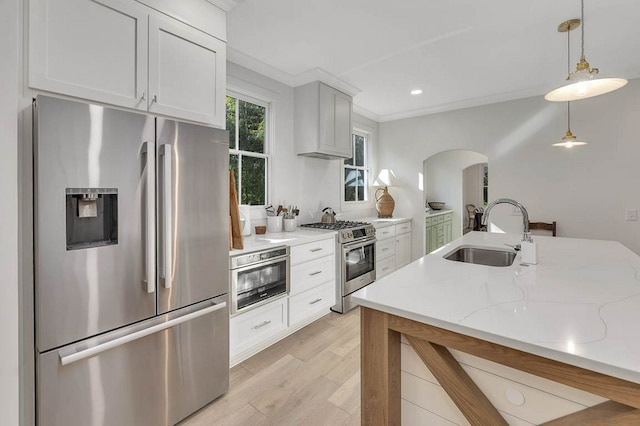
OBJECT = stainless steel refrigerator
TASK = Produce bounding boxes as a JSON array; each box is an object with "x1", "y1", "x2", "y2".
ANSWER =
[{"x1": 33, "y1": 95, "x2": 229, "y2": 425}]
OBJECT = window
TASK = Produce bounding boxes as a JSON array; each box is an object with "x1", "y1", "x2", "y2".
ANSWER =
[
  {"x1": 226, "y1": 94, "x2": 269, "y2": 205},
  {"x1": 343, "y1": 131, "x2": 369, "y2": 202}
]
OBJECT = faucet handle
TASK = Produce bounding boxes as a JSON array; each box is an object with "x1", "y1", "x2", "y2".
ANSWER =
[{"x1": 522, "y1": 232, "x2": 533, "y2": 243}]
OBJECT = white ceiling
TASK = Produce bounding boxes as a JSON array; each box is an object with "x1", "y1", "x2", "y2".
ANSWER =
[{"x1": 226, "y1": 0, "x2": 640, "y2": 122}]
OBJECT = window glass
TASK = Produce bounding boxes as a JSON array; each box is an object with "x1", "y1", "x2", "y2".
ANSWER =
[
  {"x1": 343, "y1": 132, "x2": 368, "y2": 203},
  {"x1": 238, "y1": 100, "x2": 265, "y2": 153},
  {"x1": 354, "y1": 134, "x2": 365, "y2": 167},
  {"x1": 226, "y1": 97, "x2": 236, "y2": 149},
  {"x1": 241, "y1": 156, "x2": 266, "y2": 205},
  {"x1": 227, "y1": 95, "x2": 269, "y2": 206}
]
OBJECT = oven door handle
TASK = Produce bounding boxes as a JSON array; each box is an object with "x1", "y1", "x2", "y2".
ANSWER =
[
  {"x1": 342, "y1": 237, "x2": 376, "y2": 252},
  {"x1": 231, "y1": 255, "x2": 290, "y2": 273}
]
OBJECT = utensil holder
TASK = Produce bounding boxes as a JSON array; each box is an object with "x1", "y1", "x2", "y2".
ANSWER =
[
  {"x1": 266, "y1": 216, "x2": 283, "y2": 233},
  {"x1": 283, "y1": 218, "x2": 296, "y2": 232}
]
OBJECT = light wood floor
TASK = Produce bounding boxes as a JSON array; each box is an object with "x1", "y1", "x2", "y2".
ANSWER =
[{"x1": 180, "y1": 307, "x2": 362, "y2": 426}]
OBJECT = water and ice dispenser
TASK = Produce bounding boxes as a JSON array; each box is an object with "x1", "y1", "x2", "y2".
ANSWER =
[{"x1": 65, "y1": 188, "x2": 118, "y2": 250}]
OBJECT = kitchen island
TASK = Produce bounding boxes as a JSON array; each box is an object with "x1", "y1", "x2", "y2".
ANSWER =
[{"x1": 352, "y1": 231, "x2": 640, "y2": 425}]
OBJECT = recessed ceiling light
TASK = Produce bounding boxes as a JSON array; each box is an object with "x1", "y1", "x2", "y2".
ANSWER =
[{"x1": 410, "y1": 89, "x2": 423, "y2": 95}]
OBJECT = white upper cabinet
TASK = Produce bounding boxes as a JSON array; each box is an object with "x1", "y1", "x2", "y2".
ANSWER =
[
  {"x1": 29, "y1": 0, "x2": 148, "y2": 111},
  {"x1": 148, "y1": 14, "x2": 225, "y2": 126},
  {"x1": 295, "y1": 81, "x2": 353, "y2": 159},
  {"x1": 29, "y1": 0, "x2": 226, "y2": 127}
]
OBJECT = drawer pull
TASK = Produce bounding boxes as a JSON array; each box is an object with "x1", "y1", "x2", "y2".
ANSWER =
[
  {"x1": 309, "y1": 298, "x2": 323, "y2": 305},
  {"x1": 382, "y1": 248, "x2": 389, "y2": 251},
  {"x1": 310, "y1": 248, "x2": 323, "y2": 252},
  {"x1": 309, "y1": 271, "x2": 323, "y2": 276},
  {"x1": 382, "y1": 267, "x2": 389, "y2": 271},
  {"x1": 252, "y1": 320, "x2": 272, "y2": 330}
]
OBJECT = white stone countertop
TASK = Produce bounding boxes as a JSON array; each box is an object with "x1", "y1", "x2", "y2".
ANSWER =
[
  {"x1": 425, "y1": 209, "x2": 453, "y2": 217},
  {"x1": 360, "y1": 216, "x2": 411, "y2": 227},
  {"x1": 352, "y1": 231, "x2": 640, "y2": 384},
  {"x1": 229, "y1": 228, "x2": 336, "y2": 256}
]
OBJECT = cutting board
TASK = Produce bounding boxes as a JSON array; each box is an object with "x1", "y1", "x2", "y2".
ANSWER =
[{"x1": 229, "y1": 170, "x2": 243, "y2": 250}]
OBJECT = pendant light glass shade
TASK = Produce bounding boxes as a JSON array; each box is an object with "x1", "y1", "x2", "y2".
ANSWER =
[
  {"x1": 553, "y1": 102, "x2": 587, "y2": 148},
  {"x1": 545, "y1": 0, "x2": 627, "y2": 102}
]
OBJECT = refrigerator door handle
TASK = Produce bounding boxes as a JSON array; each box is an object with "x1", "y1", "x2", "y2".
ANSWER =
[
  {"x1": 143, "y1": 141, "x2": 156, "y2": 294},
  {"x1": 59, "y1": 301, "x2": 227, "y2": 366},
  {"x1": 160, "y1": 144, "x2": 173, "y2": 288}
]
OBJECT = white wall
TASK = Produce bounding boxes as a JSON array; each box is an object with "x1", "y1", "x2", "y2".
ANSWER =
[
  {"x1": 227, "y1": 61, "x2": 377, "y2": 226},
  {"x1": 425, "y1": 150, "x2": 487, "y2": 240},
  {"x1": 380, "y1": 79, "x2": 640, "y2": 260},
  {"x1": 0, "y1": 0, "x2": 20, "y2": 423}
]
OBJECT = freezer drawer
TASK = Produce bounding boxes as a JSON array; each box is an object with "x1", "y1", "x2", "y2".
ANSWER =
[{"x1": 37, "y1": 296, "x2": 229, "y2": 426}]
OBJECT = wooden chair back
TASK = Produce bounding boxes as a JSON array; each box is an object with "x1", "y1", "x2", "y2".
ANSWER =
[{"x1": 528, "y1": 221, "x2": 557, "y2": 237}]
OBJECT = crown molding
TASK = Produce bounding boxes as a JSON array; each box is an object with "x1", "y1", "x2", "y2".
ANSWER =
[
  {"x1": 227, "y1": 47, "x2": 296, "y2": 86},
  {"x1": 206, "y1": 0, "x2": 243, "y2": 12},
  {"x1": 352, "y1": 104, "x2": 382, "y2": 123},
  {"x1": 292, "y1": 68, "x2": 361, "y2": 97}
]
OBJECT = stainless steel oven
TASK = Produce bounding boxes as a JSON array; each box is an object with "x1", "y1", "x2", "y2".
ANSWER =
[
  {"x1": 229, "y1": 246, "x2": 290, "y2": 315},
  {"x1": 300, "y1": 221, "x2": 376, "y2": 313},
  {"x1": 340, "y1": 235, "x2": 376, "y2": 312}
]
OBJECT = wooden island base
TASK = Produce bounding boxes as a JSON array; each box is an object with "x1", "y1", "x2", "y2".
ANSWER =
[{"x1": 360, "y1": 307, "x2": 640, "y2": 425}]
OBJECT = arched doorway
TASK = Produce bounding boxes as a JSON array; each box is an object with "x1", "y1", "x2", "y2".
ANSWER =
[{"x1": 423, "y1": 150, "x2": 488, "y2": 253}]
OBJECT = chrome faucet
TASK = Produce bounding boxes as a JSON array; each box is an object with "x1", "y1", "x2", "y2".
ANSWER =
[{"x1": 481, "y1": 198, "x2": 532, "y2": 242}]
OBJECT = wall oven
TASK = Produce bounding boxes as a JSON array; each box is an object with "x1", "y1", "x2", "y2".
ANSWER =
[{"x1": 230, "y1": 246, "x2": 290, "y2": 315}]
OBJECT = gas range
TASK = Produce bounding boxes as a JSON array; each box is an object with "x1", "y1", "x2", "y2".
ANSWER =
[{"x1": 300, "y1": 220, "x2": 375, "y2": 243}]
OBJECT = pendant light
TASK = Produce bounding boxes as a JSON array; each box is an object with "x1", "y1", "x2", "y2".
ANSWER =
[
  {"x1": 545, "y1": 0, "x2": 627, "y2": 102},
  {"x1": 551, "y1": 19, "x2": 587, "y2": 148},
  {"x1": 553, "y1": 102, "x2": 587, "y2": 148}
]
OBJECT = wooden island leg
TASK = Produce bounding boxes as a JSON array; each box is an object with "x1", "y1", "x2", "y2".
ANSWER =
[{"x1": 361, "y1": 307, "x2": 401, "y2": 425}]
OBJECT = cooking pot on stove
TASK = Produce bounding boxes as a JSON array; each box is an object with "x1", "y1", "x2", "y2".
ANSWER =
[{"x1": 321, "y1": 207, "x2": 336, "y2": 224}]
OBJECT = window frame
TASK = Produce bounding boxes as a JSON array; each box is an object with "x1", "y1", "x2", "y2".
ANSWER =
[
  {"x1": 342, "y1": 129, "x2": 370, "y2": 206},
  {"x1": 227, "y1": 90, "x2": 272, "y2": 207}
]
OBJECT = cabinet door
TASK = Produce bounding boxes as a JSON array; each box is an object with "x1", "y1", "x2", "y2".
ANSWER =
[
  {"x1": 395, "y1": 232, "x2": 411, "y2": 269},
  {"x1": 29, "y1": 0, "x2": 148, "y2": 110},
  {"x1": 444, "y1": 220, "x2": 453, "y2": 244},
  {"x1": 429, "y1": 225, "x2": 438, "y2": 252},
  {"x1": 319, "y1": 84, "x2": 352, "y2": 157},
  {"x1": 148, "y1": 15, "x2": 226, "y2": 126}
]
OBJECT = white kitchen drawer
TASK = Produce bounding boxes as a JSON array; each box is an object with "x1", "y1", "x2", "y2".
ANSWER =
[
  {"x1": 290, "y1": 238, "x2": 335, "y2": 265},
  {"x1": 376, "y1": 255, "x2": 396, "y2": 279},
  {"x1": 376, "y1": 225, "x2": 396, "y2": 241},
  {"x1": 290, "y1": 255, "x2": 334, "y2": 295},
  {"x1": 289, "y1": 281, "x2": 335, "y2": 326},
  {"x1": 230, "y1": 297, "x2": 287, "y2": 358},
  {"x1": 376, "y1": 237, "x2": 396, "y2": 260},
  {"x1": 396, "y1": 222, "x2": 412, "y2": 235}
]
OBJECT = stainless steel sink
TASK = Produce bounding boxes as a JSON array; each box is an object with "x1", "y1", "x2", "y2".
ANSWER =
[{"x1": 443, "y1": 245, "x2": 517, "y2": 267}]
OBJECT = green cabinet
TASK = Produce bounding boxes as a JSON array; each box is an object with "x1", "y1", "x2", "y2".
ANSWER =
[{"x1": 425, "y1": 212, "x2": 453, "y2": 254}]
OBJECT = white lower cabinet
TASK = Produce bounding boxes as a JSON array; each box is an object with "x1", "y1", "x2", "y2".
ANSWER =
[
  {"x1": 400, "y1": 341, "x2": 607, "y2": 425},
  {"x1": 229, "y1": 237, "x2": 337, "y2": 365},
  {"x1": 230, "y1": 297, "x2": 287, "y2": 361},
  {"x1": 376, "y1": 256, "x2": 396, "y2": 279},
  {"x1": 374, "y1": 220, "x2": 412, "y2": 278},
  {"x1": 395, "y1": 232, "x2": 411, "y2": 269},
  {"x1": 289, "y1": 281, "x2": 334, "y2": 327}
]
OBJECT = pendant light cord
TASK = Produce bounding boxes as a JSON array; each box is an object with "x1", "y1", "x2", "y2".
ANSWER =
[
  {"x1": 567, "y1": 102, "x2": 572, "y2": 132},
  {"x1": 580, "y1": 0, "x2": 586, "y2": 60}
]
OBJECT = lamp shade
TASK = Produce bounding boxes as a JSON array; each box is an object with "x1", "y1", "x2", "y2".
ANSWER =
[
  {"x1": 545, "y1": 76, "x2": 628, "y2": 102},
  {"x1": 373, "y1": 169, "x2": 400, "y2": 187}
]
